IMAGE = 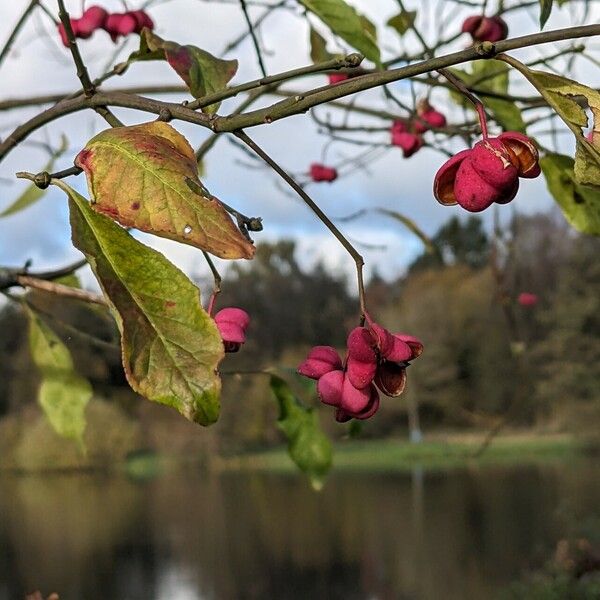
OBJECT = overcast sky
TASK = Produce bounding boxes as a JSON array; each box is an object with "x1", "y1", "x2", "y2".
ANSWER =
[{"x1": 0, "y1": 0, "x2": 597, "y2": 290}]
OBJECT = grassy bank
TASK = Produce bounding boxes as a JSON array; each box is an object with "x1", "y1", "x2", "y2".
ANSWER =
[{"x1": 219, "y1": 433, "x2": 589, "y2": 474}]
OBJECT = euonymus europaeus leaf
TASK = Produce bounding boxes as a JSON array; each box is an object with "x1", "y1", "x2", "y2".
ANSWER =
[
  {"x1": 309, "y1": 27, "x2": 334, "y2": 63},
  {"x1": 75, "y1": 122, "x2": 255, "y2": 260},
  {"x1": 506, "y1": 64, "x2": 600, "y2": 186},
  {"x1": 540, "y1": 153, "x2": 600, "y2": 235},
  {"x1": 26, "y1": 306, "x2": 91, "y2": 444},
  {"x1": 270, "y1": 375, "x2": 333, "y2": 489},
  {"x1": 55, "y1": 180, "x2": 225, "y2": 425},
  {"x1": 128, "y1": 29, "x2": 238, "y2": 114},
  {"x1": 539, "y1": 0, "x2": 553, "y2": 27},
  {"x1": 298, "y1": 0, "x2": 380, "y2": 65},
  {"x1": 386, "y1": 10, "x2": 417, "y2": 36}
]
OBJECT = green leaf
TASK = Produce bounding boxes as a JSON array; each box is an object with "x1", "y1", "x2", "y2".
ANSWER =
[
  {"x1": 270, "y1": 375, "x2": 333, "y2": 490},
  {"x1": 75, "y1": 122, "x2": 255, "y2": 260},
  {"x1": 448, "y1": 62, "x2": 526, "y2": 132},
  {"x1": 129, "y1": 30, "x2": 238, "y2": 114},
  {"x1": 539, "y1": 0, "x2": 553, "y2": 27},
  {"x1": 26, "y1": 306, "x2": 91, "y2": 444},
  {"x1": 540, "y1": 153, "x2": 600, "y2": 235},
  {"x1": 386, "y1": 10, "x2": 417, "y2": 36},
  {"x1": 0, "y1": 135, "x2": 68, "y2": 218},
  {"x1": 516, "y1": 68, "x2": 600, "y2": 186},
  {"x1": 56, "y1": 180, "x2": 225, "y2": 425},
  {"x1": 298, "y1": 0, "x2": 380, "y2": 65},
  {"x1": 309, "y1": 27, "x2": 333, "y2": 63}
]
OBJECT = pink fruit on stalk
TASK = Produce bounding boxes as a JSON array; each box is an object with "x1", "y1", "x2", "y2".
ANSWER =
[
  {"x1": 340, "y1": 375, "x2": 373, "y2": 413},
  {"x1": 317, "y1": 370, "x2": 344, "y2": 406},
  {"x1": 297, "y1": 315, "x2": 423, "y2": 421},
  {"x1": 518, "y1": 292, "x2": 539, "y2": 307},
  {"x1": 214, "y1": 307, "x2": 250, "y2": 352},
  {"x1": 346, "y1": 327, "x2": 377, "y2": 388},
  {"x1": 395, "y1": 333, "x2": 424, "y2": 359},
  {"x1": 298, "y1": 346, "x2": 342, "y2": 379},
  {"x1": 77, "y1": 6, "x2": 109, "y2": 36},
  {"x1": 391, "y1": 120, "x2": 423, "y2": 156},
  {"x1": 434, "y1": 132, "x2": 540, "y2": 212},
  {"x1": 335, "y1": 385, "x2": 380, "y2": 422},
  {"x1": 328, "y1": 73, "x2": 349, "y2": 84},
  {"x1": 103, "y1": 9, "x2": 153, "y2": 42},
  {"x1": 129, "y1": 10, "x2": 154, "y2": 30},
  {"x1": 310, "y1": 163, "x2": 338, "y2": 183},
  {"x1": 57, "y1": 5, "x2": 108, "y2": 46},
  {"x1": 414, "y1": 100, "x2": 447, "y2": 133},
  {"x1": 462, "y1": 15, "x2": 508, "y2": 43}
]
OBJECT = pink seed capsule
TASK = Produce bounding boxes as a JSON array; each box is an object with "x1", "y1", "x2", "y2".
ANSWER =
[
  {"x1": 298, "y1": 346, "x2": 342, "y2": 380},
  {"x1": 309, "y1": 163, "x2": 338, "y2": 183},
  {"x1": 214, "y1": 307, "x2": 250, "y2": 353},
  {"x1": 391, "y1": 131, "x2": 423, "y2": 158},
  {"x1": 317, "y1": 370, "x2": 344, "y2": 407}
]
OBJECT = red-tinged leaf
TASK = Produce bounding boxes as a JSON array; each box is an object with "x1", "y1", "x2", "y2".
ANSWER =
[
  {"x1": 75, "y1": 122, "x2": 255, "y2": 260},
  {"x1": 131, "y1": 29, "x2": 238, "y2": 113},
  {"x1": 55, "y1": 180, "x2": 224, "y2": 425}
]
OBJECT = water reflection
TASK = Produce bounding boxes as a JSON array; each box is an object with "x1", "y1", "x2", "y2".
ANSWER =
[{"x1": 0, "y1": 462, "x2": 599, "y2": 599}]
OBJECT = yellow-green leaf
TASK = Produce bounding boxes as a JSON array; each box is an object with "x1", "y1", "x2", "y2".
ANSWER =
[
  {"x1": 0, "y1": 135, "x2": 68, "y2": 218},
  {"x1": 299, "y1": 0, "x2": 380, "y2": 65},
  {"x1": 26, "y1": 306, "x2": 91, "y2": 444},
  {"x1": 129, "y1": 30, "x2": 238, "y2": 114},
  {"x1": 310, "y1": 27, "x2": 333, "y2": 63},
  {"x1": 386, "y1": 10, "x2": 417, "y2": 36},
  {"x1": 57, "y1": 181, "x2": 225, "y2": 425},
  {"x1": 508, "y1": 66, "x2": 600, "y2": 186},
  {"x1": 75, "y1": 122, "x2": 255, "y2": 260},
  {"x1": 270, "y1": 375, "x2": 333, "y2": 490},
  {"x1": 540, "y1": 153, "x2": 600, "y2": 235}
]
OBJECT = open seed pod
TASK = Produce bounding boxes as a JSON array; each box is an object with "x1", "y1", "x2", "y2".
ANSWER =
[
  {"x1": 498, "y1": 132, "x2": 541, "y2": 178},
  {"x1": 374, "y1": 361, "x2": 408, "y2": 397}
]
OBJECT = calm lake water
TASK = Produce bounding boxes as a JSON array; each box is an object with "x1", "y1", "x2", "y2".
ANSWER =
[{"x1": 0, "y1": 460, "x2": 599, "y2": 600}]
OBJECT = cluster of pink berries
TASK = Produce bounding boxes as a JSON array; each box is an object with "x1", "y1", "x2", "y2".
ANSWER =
[
  {"x1": 298, "y1": 315, "x2": 423, "y2": 422},
  {"x1": 462, "y1": 14, "x2": 508, "y2": 43},
  {"x1": 58, "y1": 5, "x2": 153, "y2": 47},
  {"x1": 391, "y1": 101, "x2": 447, "y2": 158},
  {"x1": 213, "y1": 307, "x2": 250, "y2": 353},
  {"x1": 434, "y1": 131, "x2": 540, "y2": 212}
]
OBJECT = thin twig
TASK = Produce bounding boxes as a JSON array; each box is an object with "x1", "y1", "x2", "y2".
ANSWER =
[
  {"x1": 0, "y1": 0, "x2": 39, "y2": 68},
  {"x1": 2, "y1": 23, "x2": 600, "y2": 162},
  {"x1": 203, "y1": 251, "x2": 222, "y2": 315},
  {"x1": 16, "y1": 275, "x2": 107, "y2": 305},
  {"x1": 239, "y1": 0, "x2": 267, "y2": 77},
  {"x1": 234, "y1": 129, "x2": 367, "y2": 318},
  {"x1": 187, "y1": 53, "x2": 363, "y2": 111}
]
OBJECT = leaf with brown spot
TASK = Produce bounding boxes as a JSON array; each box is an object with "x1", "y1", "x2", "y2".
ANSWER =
[
  {"x1": 75, "y1": 122, "x2": 255, "y2": 260},
  {"x1": 129, "y1": 29, "x2": 238, "y2": 114},
  {"x1": 56, "y1": 180, "x2": 224, "y2": 425}
]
